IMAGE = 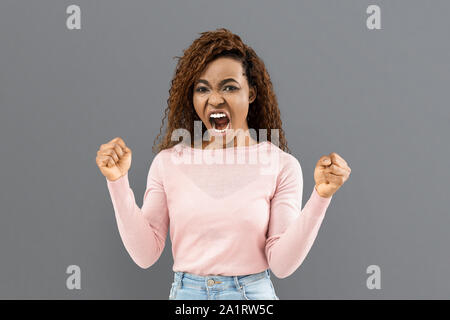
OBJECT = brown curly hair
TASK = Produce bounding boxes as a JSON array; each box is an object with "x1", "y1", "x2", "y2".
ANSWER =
[{"x1": 152, "y1": 27, "x2": 290, "y2": 154}]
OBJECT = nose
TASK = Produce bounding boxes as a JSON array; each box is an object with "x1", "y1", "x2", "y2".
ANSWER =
[{"x1": 208, "y1": 90, "x2": 225, "y2": 106}]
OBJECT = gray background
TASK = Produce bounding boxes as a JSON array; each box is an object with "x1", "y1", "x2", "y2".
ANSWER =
[{"x1": 0, "y1": 0, "x2": 449, "y2": 299}]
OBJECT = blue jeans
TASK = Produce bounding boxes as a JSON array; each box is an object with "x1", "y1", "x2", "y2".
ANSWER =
[{"x1": 168, "y1": 269, "x2": 280, "y2": 300}]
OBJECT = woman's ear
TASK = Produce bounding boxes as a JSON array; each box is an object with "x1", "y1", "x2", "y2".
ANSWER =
[{"x1": 249, "y1": 86, "x2": 257, "y2": 104}]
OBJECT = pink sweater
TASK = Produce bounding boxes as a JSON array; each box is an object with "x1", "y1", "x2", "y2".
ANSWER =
[{"x1": 106, "y1": 140, "x2": 332, "y2": 279}]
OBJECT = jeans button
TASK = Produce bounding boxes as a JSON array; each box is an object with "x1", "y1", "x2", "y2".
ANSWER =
[{"x1": 207, "y1": 279, "x2": 215, "y2": 286}]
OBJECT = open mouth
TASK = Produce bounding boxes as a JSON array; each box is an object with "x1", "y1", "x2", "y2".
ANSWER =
[{"x1": 209, "y1": 112, "x2": 231, "y2": 133}]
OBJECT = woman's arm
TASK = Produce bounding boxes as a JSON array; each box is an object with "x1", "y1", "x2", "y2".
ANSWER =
[
  {"x1": 106, "y1": 152, "x2": 169, "y2": 269},
  {"x1": 265, "y1": 156, "x2": 332, "y2": 279}
]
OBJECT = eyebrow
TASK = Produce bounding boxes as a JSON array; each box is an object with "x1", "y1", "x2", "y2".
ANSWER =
[{"x1": 195, "y1": 78, "x2": 239, "y2": 87}]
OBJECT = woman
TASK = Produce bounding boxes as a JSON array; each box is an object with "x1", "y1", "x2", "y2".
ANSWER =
[{"x1": 95, "y1": 28, "x2": 351, "y2": 300}]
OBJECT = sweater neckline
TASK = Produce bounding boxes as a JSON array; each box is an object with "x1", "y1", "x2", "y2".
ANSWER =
[{"x1": 178, "y1": 140, "x2": 270, "y2": 153}]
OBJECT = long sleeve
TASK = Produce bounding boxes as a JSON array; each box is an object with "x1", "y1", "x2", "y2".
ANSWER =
[
  {"x1": 265, "y1": 156, "x2": 332, "y2": 279},
  {"x1": 106, "y1": 152, "x2": 169, "y2": 269}
]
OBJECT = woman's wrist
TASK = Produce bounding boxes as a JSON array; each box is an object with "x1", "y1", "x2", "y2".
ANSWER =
[{"x1": 314, "y1": 184, "x2": 333, "y2": 199}]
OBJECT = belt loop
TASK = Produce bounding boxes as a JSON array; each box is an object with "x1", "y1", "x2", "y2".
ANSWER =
[
  {"x1": 175, "y1": 271, "x2": 184, "y2": 284},
  {"x1": 266, "y1": 269, "x2": 270, "y2": 277},
  {"x1": 233, "y1": 276, "x2": 241, "y2": 290},
  {"x1": 175, "y1": 272, "x2": 184, "y2": 290}
]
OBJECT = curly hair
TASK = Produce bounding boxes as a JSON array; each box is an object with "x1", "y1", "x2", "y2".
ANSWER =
[{"x1": 152, "y1": 27, "x2": 290, "y2": 154}]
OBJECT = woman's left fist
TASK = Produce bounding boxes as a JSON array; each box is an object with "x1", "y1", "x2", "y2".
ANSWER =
[{"x1": 314, "y1": 152, "x2": 351, "y2": 198}]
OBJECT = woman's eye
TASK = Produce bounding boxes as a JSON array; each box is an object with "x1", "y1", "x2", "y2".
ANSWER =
[
  {"x1": 224, "y1": 86, "x2": 237, "y2": 91},
  {"x1": 195, "y1": 86, "x2": 237, "y2": 93}
]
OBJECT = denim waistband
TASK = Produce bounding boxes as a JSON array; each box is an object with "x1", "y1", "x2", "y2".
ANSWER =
[{"x1": 173, "y1": 269, "x2": 271, "y2": 288}]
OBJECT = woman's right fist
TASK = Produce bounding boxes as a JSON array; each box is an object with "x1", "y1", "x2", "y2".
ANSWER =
[{"x1": 96, "y1": 137, "x2": 132, "y2": 182}]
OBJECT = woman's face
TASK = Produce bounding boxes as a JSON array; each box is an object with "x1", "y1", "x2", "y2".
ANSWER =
[{"x1": 192, "y1": 57, "x2": 256, "y2": 146}]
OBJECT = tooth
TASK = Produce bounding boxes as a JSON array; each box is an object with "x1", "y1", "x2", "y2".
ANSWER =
[{"x1": 210, "y1": 112, "x2": 227, "y2": 118}]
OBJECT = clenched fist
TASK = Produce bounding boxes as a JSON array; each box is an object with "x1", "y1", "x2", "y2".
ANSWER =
[
  {"x1": 314, "y1": 152, "x2": 351, "y2": 198},
  {"x1": 95, "y1": 137, "x2": 132, "y2": 182}
]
